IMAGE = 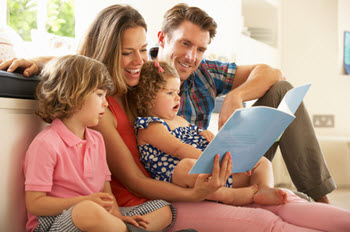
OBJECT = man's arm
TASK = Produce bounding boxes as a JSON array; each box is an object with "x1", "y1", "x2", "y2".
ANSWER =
[
  {"x1": 0, "y1": 56, "x2": 53, "y2": 77},
  {"x1": 218, "y1": 64, "x2": 285, "y2": 129}
]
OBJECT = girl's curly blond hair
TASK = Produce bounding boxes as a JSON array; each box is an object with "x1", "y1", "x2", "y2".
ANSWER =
[
  {"x1": 132, "y1": 60, "x2": 179, "y2": 117},
  {"x1": 36, "y1": 54, "x2": 114, "y2": 123}
]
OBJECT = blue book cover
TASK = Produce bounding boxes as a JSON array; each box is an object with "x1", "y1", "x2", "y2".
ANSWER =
[
  {"x1": 344, "y1": 31, "x2": 350, "y2": 75},
  {"x1": 189, "y1": 84, "x2": 311, "y2": 174}
]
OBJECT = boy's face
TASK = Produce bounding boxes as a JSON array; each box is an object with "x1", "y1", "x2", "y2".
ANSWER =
[
  {"x1": 76, "y1": 89, "x2": 108, "y2": 127},
  {"x1": 149, "y1": 77, "x2": 181, "y2": 120},
  {"x1": 158, "y1": 20, "x2": 210, "y2": 83}
]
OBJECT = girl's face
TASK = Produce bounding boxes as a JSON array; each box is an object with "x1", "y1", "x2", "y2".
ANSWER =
[
  {"x1": 121, "y1": 26, "x2": 148, "y2": 87},
  {"x1": 148, "y1": 77, "x2": 181, "y2": 120},
  {"x1": 75, "y1": 89, "x2": 108, "y2": 127}
]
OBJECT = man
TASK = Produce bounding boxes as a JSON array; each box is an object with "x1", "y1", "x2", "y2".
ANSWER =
[{"x1": 151, "y1": 3, "x2": 335, "y2": 203}]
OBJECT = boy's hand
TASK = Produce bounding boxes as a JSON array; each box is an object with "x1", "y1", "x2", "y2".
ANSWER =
[
  {"x1": 120, "y1": 215, "x2": 149, "y2": 229},
  {"x1": 87, "y1": 192, "x2": 114, "y2": 211},
  {"x1": 200, "y1": 130, "x2": 215, "y2": 143}
]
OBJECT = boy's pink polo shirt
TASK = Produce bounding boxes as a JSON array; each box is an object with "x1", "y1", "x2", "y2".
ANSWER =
[{"x1": 24, "y1": 119, "x2": 111, "y2": 232}]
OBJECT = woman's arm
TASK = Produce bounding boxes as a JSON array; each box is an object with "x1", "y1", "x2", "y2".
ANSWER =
[
  {"x1": 94, "y1": 109, "x2": 231, "y2": 202},
  {"x1": 25, "y1": 191, "x2": 113, "y2": 216},
  {"x1": 0, "y1": 56, "x2": 54, "y2": 76},
  {"x1": 103, "y1": 181, "x2": 121, "y2": 216},
  {"x1": 137, "y1": 122, "x2": 202, "y2": 160}
]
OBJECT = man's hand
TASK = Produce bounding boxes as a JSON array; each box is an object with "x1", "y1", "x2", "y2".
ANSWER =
[
  {"x1": 217, "y1": 64, "x2": 286, "y2": 130},
  {"x1": 0, "y1": 58, "x2": 39, "y2": 77},
  {"x1": 218, "y1": 91, "x2": 243, "y2": 130}
]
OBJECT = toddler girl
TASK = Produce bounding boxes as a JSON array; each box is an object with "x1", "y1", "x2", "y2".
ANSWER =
[{"x1": 133, "y1": 60, "x2": 287, "y2": 206}]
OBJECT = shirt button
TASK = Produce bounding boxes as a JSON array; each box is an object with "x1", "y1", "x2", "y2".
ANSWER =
[{"x1": 79, "y1": 143, "x2": 82, "y2": 147}]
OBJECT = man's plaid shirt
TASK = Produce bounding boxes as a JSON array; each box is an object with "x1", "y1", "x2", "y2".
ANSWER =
[{"x1": 178, "y1": 59, "x2": 237, "y2": 129}]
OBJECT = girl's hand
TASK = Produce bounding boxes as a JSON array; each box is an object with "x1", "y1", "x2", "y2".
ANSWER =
[
  {"x1": 86, "y1": 192, "x2": 114, "y2": 211},
  {"x1": 199, "y1": 130, "x2": 215, "y2": 143},
  {"x1": 0, "y1": 58, "x2": 39, "y2": 77},
  {"x1": 120, "y1": 215, "x2": 149, "y2": 229}
]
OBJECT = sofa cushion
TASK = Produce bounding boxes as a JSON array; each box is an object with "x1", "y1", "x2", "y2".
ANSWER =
[{"x1": 0, "y1": 70, "x2": 41, "y2": 99}]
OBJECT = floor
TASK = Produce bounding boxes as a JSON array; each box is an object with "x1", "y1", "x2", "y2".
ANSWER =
[{"x1": 327, "y1": 187, "x2": 350, "y2": 211}]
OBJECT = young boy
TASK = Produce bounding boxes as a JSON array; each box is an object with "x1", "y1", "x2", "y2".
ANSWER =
[{"x1": 24, "y1": 55, "x2": 148, "y2": 232}]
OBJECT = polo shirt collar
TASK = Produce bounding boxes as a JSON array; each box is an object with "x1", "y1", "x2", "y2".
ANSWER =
[
  {"x1": 51, "y1": 119, "x2": 97, "y2": 179},
  {"x1": 50, "y1": 119, "x2": 96, "y2": 148}
]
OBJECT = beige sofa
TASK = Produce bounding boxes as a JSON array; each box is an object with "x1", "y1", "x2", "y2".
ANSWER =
[{"x1": 0, "y1": 97, "x2": 46, "y2": 232}]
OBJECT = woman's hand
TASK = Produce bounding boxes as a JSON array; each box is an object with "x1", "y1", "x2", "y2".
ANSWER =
[
  {"x1": 199, "y1": 130, "x2": 215, "y2": 143},
  {"x1": 193, "y1": 152, "x2": 232, "y2": 200},
  {"x1": 120, "y1": 215, "x2": 149, "y2": 229},
  {"x1": 0, "y1": 58, "x2": 40, "y2": 77}
]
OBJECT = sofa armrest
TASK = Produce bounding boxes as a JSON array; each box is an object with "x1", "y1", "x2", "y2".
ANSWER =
[{"x1": 0, "y1": 70, "x2": 41, "y2": 99}]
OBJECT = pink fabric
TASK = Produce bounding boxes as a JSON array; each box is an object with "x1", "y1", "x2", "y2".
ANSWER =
[
  {"x1": 169, "y1": 189, "x2": 350, "y2": 232},
  {"x1": 24, "y1": 119, "x2": 111, "y2": 232},
  {"x1": 253, "y1": 189, "x2": 350, "y2": 232}
]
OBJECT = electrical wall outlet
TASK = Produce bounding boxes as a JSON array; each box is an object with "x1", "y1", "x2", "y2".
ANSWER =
[{"x1": 313, "y1": 114, "x2": 335, "y2": 127}]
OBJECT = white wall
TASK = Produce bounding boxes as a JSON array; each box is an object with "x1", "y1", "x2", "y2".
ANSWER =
[
  {"x1": 75, "y1": 0, "x2": 242, "y2": 61},
  {"x1": 76, "y1": 0, "x2": 350, "y2": 137},
  {"x1": 338, "y1": 0, "x2": 350, "y2": 74},
  {"x1": 281, "y1": 0, "x2": 350, "y2": 137},
  {"x1": 0, "y1": 98, "x2": 47, "y2": 232}
]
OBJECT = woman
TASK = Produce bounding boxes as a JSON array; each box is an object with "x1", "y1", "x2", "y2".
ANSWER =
[{"x1": 2, "y1": 4, "x2": 350, "y2": 232}]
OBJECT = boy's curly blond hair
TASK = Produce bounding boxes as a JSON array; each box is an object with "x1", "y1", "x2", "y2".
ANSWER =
[
  {"x1": 133, "y1": 60, "x2": 179, "y2": 117},
  {"x1": 36, "y1": 54, "x2": 114, "y2": 123}
]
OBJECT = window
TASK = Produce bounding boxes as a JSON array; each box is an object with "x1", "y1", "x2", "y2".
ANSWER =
[
  {"x1": 5, "y1": 0, "x2": 75, "y2": 41},
  {"x1": 7, "y1": 0, "x2": 37, "y2": 41}
]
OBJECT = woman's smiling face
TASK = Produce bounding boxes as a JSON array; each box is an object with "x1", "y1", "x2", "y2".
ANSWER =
[{"x1": 121, "y1": 26, "x2": 148, "y2": 87}]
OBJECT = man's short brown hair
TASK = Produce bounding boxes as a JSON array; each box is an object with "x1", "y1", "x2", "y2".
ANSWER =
[{"x1": 161, "y1": 3, "x2": 217, "y2": 43}]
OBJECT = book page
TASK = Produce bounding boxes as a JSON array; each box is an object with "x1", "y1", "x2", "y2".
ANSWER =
[
  {"x1": 189, "y1": 84, "x2": 311, "y2": 174},
  {"x1": 277, "y1": 84, "x2": 311, "y2": 114}
]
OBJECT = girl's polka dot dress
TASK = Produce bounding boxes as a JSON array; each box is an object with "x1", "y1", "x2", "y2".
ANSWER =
[{"x1": 135, "y1": 116, "x2": 232, "y2": 187}]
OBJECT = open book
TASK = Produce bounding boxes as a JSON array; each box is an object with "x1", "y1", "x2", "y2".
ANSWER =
[{"x1": 189, "y1": 84, "x2": 311, "y2": 174}]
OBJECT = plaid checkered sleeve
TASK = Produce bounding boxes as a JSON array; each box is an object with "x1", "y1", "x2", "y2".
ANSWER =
[{"x1": 178, "y1": 59, "x2": 237, "y2": 129}]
